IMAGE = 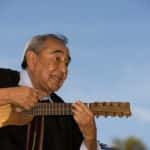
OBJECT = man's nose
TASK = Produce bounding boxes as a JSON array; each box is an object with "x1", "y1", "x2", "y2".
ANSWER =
[{"x1": 59, "y1": 63, "x2": 68, "y2": 75}]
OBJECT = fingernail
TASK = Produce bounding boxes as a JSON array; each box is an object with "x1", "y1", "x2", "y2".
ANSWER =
[{"x1": 15, "y1": 107, "x2": 22, "y2": 112}]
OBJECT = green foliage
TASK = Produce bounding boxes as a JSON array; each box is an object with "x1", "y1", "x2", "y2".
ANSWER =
[{"x1": 112, "y1": 136, "x2": 147, "y2": 150}]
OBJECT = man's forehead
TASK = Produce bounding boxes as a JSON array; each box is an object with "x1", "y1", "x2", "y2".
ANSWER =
[
  {"x1": 44, "y1": 38, "x2": 68, "y2": 49},
  {"x1": 45, "y1": 38, "x2": 66, "y2": 45},
  {"x1": 41, "y1": 38, "x2": 70, "y2": 57}
]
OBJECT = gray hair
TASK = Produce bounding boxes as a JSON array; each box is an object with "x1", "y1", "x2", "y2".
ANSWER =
[{"x1": 21, "y1": 33, "x2": 68, "y2": 69}]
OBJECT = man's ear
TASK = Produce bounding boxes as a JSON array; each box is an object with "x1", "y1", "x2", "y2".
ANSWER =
[{"x1": 26, "y1": 51, "x2": 38, "y2": 70}]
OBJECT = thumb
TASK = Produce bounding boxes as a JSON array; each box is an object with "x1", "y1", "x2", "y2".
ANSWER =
[{"x1": 15, "y1": 107, "x2": 23, "y2": 112}]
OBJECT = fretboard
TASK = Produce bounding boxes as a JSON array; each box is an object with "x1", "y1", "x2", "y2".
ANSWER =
[{"x1": 24, "y1": 103, "x2": 73, "y2": 116}]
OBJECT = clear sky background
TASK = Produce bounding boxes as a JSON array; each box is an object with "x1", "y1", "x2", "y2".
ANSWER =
[{"x1": 0, "y1": 0, "x2": 150, "y2": 148}]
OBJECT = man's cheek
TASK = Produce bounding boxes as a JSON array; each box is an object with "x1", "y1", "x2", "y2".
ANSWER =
[{"x1": 42, "y1": 72, "x2": 49, "y2": 81}]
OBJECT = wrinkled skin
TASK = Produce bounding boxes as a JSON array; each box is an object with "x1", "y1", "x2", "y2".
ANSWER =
[
  {"x1": 0, "y1": 37, "x2": 97, "y2": 150},
  {"x1": 27, "y1": 38, "x2": 97, "y2": 149}
]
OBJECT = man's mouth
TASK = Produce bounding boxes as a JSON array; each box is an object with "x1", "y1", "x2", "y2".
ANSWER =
[{"x1": 50, "y1": 75, "x2": 62, "y2": 83}]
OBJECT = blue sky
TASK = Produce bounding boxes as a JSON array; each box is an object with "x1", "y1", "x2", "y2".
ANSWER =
[{"x1": 0, "y1": 0, "x2": 150, "y2": 148}]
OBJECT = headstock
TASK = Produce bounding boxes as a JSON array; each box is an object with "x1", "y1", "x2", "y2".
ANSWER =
[{"x1": 90, "y1": 102, "x2": 131, "y2": 118}]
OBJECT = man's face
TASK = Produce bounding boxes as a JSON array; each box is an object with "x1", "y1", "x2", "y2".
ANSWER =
[{"x1": 28, "y1": 38, "x2": 70, "y2": 94}]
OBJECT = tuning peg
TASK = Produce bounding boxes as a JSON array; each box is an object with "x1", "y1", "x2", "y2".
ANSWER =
[
  {"x1": 118, "y1": 112, "x2": 124, "y2": 117},
  {"x1": 112, "y1": 112, "x2": 116, "y2": 117},
  {"x1": 96, "y1": 114, "x2": 99, "y2": 118},
  {"x1": 104, "y1": 113, "x2": 108, "y2": 118}
]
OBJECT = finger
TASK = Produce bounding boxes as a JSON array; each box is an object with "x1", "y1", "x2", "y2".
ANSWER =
[
  {"x1": 24, "y1": 105, "x2": 31, "y2": 110},
  {"x1": 72, "y1": 103, "x2": 84, "y2": 113},
  {"x1": 28, "y1": 98, "x2": 38, "y2": 107},
  {"x1": 35, "y1": 89, "x2": 48, "y2": 99},
  {"x1": 72, "y1": 112, "x2": 81, "y2": 125},
  {"x1": 26, "y1": 96, "x2": 38, "y2": 106},
  {"x1": 73, "y1": 101, "x2": 91, "y2": 115},
  {"x1": 76, "y1": 101, "x2": 89, "y2": 111},
  {"x1": 72, "y1": 109, "x2": 85, "y2": 122},
  {"x1": 73, "y1": 100, "x2": 87, "y2": 110},
  {"x1": 15, "y1": 107, "x2": 23, "y2": 112},
  {"x1": 72, "y1": 106, "x2": 95, "y2": 125},
  {"x1": 77, "y1": 101, "x2": 94, "y2": 116},
  {"x1": 29, "y1": 90, "x2": 40, "y2": 103}
]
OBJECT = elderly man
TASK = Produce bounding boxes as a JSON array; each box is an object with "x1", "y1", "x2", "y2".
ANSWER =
[{"x1": 0, "y1": 34, "x2": 101, "y2": 150}]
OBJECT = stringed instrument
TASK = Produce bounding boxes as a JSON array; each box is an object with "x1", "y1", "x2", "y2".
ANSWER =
[{"x1": 0, "y1": 102, "x2": 131, "y2": 127}]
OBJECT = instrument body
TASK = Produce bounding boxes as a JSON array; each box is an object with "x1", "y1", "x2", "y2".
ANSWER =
[{"x1": 0, "y1": 104, "x2": 33, "y2": 127}]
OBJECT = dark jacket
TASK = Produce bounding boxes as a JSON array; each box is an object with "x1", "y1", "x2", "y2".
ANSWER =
[{"x1": 0, "y1": 68, "x2": 83, "y2": 150}]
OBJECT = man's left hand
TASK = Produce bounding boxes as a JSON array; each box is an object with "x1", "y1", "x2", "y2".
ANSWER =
[{"x1": 72, "y1": 100, "x2": 97, "y2": 141}]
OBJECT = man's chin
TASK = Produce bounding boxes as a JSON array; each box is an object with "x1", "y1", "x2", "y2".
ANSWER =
[
  {"x1": 48, "y1": 85, "x2": 62, "y2": 93},
  {"x1": 47, "y1": 80, "x2": 64, "y2": 93}
]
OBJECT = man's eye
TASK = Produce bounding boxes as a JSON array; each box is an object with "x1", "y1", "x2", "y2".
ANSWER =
[
  {"x1": 54, "y1": 57, "x2": 60, "y2": 61},
  {"x1": 53, "y1": 56, "x2": 69, "y2": 66}
]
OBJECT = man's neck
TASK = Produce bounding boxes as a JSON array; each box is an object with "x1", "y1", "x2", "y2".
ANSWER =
[
  {"x1": 18, "y1": 69, "x2": 33, "y2": 88},
  {"x1": 27, "y1": 69, "x2": 52, "y2": 96}
]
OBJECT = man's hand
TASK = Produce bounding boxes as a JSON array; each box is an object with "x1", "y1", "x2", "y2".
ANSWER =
[
  {"x1": 8, "y1": 86, "x2": 47, "y2": 110},
  {"x1": 72, "y1": 101, "x2": 97, "y2": 150}
]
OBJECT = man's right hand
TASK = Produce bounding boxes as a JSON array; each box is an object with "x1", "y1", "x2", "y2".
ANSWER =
[{"x1": 8, "y1": 86, "x2": 47, "y2": 110}]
